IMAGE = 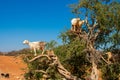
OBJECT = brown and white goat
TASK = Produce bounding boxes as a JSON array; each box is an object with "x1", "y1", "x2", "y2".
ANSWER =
[
  {"x1": 23, "y1": 40, "x2": 46, "y2": 56},
  {"x1": 71, "y1": 18, "x2": 87, "y2": 32}
]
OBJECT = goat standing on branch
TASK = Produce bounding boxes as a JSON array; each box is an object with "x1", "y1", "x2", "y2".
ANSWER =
[
  {"x1": 71, "y1": 17, "x2": 87, "y2": 32},
  {"x1": 23, "y1": 40, "x2": 46, "y2": 56},
  {"x1": 105, "y1": 52, "x2": 115, "y2": 64}
]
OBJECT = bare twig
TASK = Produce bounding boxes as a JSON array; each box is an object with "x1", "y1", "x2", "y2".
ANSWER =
[{"x1": 101, "y1": 56, "x2": 109, "y2": 64}]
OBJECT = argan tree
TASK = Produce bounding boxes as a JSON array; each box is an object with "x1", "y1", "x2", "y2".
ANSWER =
[
  {"x1": 66, "y1": 0, "x2": 120, "y2": 79},
  {"x1": 23, "y1": 0, "x2": 120, "y2": 80}
]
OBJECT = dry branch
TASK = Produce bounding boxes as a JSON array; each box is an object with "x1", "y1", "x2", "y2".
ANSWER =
[
  {"x1": 35, "y1": 70, "x2": 47, "y2": 74},
  {"x1": 29, "y1": 54, "x2": 51, "y2": 62}
]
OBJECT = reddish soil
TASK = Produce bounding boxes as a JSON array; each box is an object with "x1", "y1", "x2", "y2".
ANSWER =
[{"x1": 0, "y1": 55, "x2": 27, "y2": 80}]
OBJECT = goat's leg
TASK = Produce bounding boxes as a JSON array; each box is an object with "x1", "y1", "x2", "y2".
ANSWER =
[
  {"x1": 73, "y1": 25, "x2": 76, "y2": 31},
  {"x1": 34, "y1": 48, "x2": 37, "y2": 56},
  {"x1": 41, "y1": 49, "x2": 45, "y2": 55},
  {"x1": 71, "y1": 25, "x2": 74, "y2": 31}
]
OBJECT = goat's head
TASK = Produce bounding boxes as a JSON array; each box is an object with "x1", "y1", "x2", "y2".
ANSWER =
[
  {"x1": 76, "y1": 18, "x2": 80, "y2": 21},
  {"x1": 39, "y1": 42, "x2": 46, "y2": 46},
  {"x1": 105, "y1": 52, "x2": 112, "y2": 55},
  {"x1": 23, "y1": 40, "x2": 29, "y2": 44}
]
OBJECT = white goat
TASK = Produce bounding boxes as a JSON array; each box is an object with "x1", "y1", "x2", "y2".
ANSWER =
[
  {"x1": 71, "y1": 18, "x2": 87, "y2": 32},
  {"x1": 23, "y1": 40, "x2": 46, "y2": 56}
]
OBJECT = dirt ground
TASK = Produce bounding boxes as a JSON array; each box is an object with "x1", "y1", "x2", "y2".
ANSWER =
[{"x1": 0, "y1": 55, "x2": 27, "y2": 80}]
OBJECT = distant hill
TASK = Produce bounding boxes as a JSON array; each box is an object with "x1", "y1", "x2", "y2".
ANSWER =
[{"x1": 5, "y1": 48, "x2": 30, "y2": 56}]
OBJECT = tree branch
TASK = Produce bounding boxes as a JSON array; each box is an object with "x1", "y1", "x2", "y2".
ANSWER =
[
  {"x1": 35, "y1": 70, "x2": 47, "y2": 74},
  {"x1": 29, "y1": 54, "x2": 51, "y2": 62}
]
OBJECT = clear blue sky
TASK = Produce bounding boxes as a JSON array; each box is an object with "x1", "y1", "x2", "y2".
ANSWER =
[{"x1": 0, "y1": 0, "x2": 78, "y2": 52}]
